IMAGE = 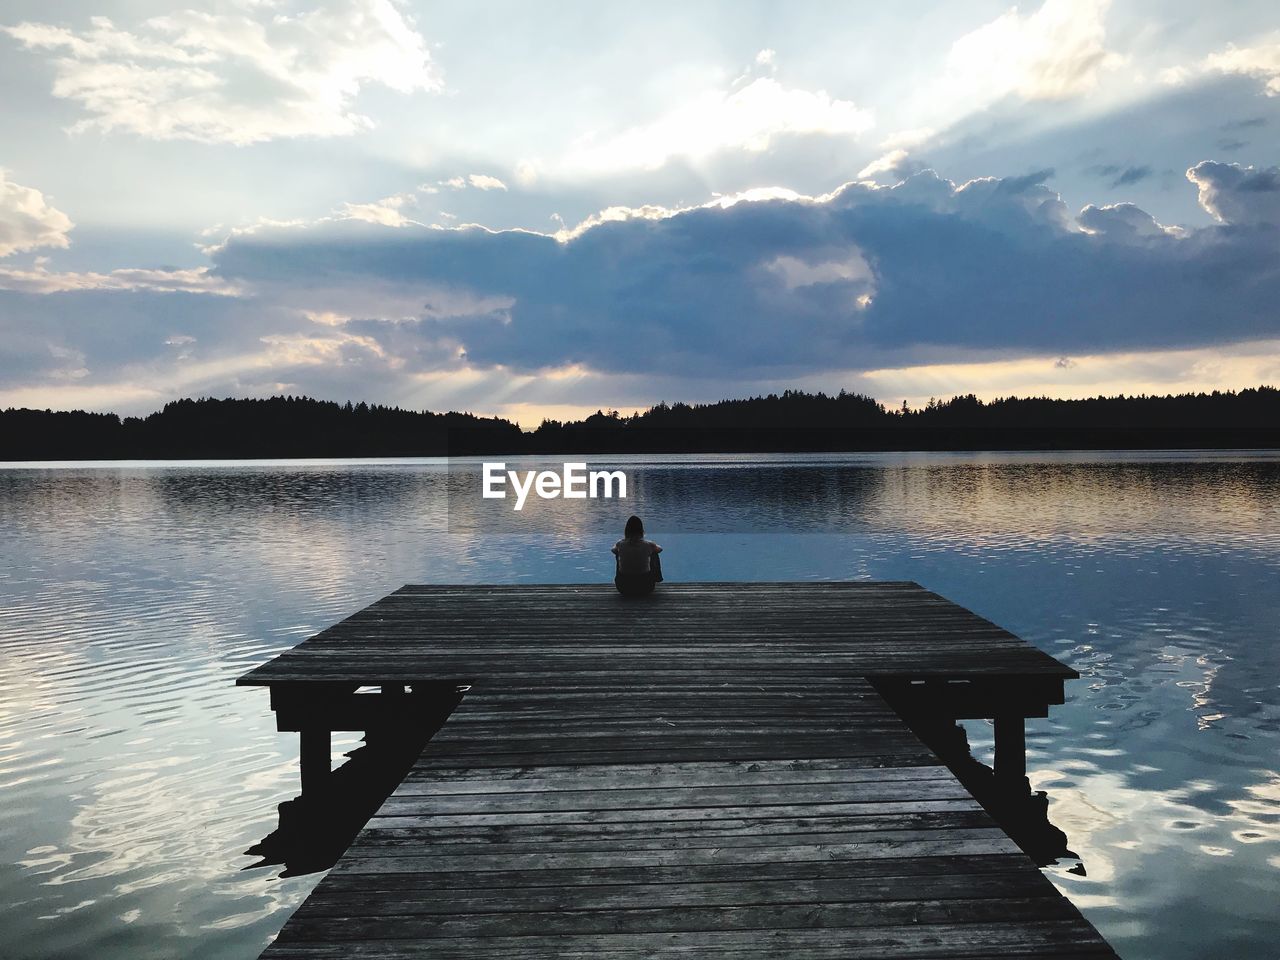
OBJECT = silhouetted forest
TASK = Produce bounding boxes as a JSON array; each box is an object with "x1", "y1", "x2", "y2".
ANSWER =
[
  {"x1": 3, "y1": 387, "x2": 1279, "y2": 460},
  {"x1": 0, "y1": 397, "x2": 521, "y2": 460}
]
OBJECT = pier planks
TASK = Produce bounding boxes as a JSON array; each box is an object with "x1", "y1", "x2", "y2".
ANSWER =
[{"x1": 241, "y1": 583, "x2": 1112, "y2": 959}]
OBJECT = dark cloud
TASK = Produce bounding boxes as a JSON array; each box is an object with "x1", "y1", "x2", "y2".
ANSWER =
[
  {"x1": 993, "y1": 168, "x2": 1055, "y2": 194},
  {"x1": 0, "y1": 288, "x2": 260, "y2": 376},
  {"x1": 1112, "y1": 165, "x2": 1153, "y2": 186},
  {"x1": 1085, "y1": 163, "x2": 1153, "y2": 188},
  {"x1": 0, "y1": 285, "x2": 318, "y2": 401},
  {"x1": 1220, "y1": 117, "x2": 1266, "y2": 131},
  {"x1": 206, "y1": 167, "x2": 1280, "y2": 380},
  {"x1": 9, "y1": 164, "x2": 1280, "y2": 409},
  {"x1": 1216, "y1": 138, "x2": 1248, "y2": 152}
]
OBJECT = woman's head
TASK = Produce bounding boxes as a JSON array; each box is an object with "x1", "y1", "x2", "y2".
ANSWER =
[{"x1": 624, "y1": 515, "x2": 644, "y2": 539}]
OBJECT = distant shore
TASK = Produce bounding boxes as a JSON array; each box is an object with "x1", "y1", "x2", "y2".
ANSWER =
[{"x1": 4, "y1": 387, "x2": 1279, "y2": 460}]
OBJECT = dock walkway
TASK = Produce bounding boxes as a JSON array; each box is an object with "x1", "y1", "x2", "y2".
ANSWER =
[{"x1": 239, "y1": 582, "x2": 1118, "y2": 959}]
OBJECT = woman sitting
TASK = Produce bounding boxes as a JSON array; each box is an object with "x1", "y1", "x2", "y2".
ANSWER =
[{"x1": 612, "y1": 515, "x2": 663, "y2": 597}]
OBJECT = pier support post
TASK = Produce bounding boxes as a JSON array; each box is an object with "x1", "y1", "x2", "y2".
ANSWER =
[
  {"x1": 299, "y1": 728, "x2": 331, "y2": 796},
  {"x1": 367, "y1": 684, "x2": 406, "y2": 750},
  {"x1": 993, "y1": 714, "x2": 1027, "y2": 789}
]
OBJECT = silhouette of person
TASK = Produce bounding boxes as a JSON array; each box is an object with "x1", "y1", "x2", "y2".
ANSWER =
[{"x1": 612, "y1": 515, "x2": 663, "y2": 597}]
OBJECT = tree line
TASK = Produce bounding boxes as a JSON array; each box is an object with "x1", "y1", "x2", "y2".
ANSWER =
[{"x1": 3, "y1": 387, "x2": 1279, "y2": 460}]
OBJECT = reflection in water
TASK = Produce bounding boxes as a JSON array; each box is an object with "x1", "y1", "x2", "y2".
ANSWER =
[
  {"x1": 874, "y1": 684, "x2": 1078, "y2": 869},
  {"x1": 246, "y1": 688, "x2": 462, "y2": 878},
  {"x1": 1, "y1": 451, "x2": 1279, "y2": 959}
]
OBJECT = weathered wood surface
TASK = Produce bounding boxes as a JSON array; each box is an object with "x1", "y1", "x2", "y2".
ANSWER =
[
  {"x1": 246, "y1": 583, "x2": 1113, "y2": 958},
  {"x1": 238, "y1": 582, "x2": 1076, "y2": 688}
]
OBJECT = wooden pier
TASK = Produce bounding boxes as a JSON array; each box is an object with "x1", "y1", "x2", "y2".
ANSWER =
[{"x1": 239, "y1": 582, "x2": 1118, "y2": 959}]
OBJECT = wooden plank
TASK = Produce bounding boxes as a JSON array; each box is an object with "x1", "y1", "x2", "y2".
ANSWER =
[
  {"x1": 261, "y1": 920, "x2": 1115, "y2": 957},
  {"x1": 292, "y1": 872, "x2": 1059, "y2": 915},
  {"x1": 237, "y1": 582, "x2": 1077, "y2": 688},
  {"x1": 353, "y1": 811, "x2": 999, "y2": 845},
  {"x1": 396, "y1": 761, "x2": 959, "y2": 792},
  {"x1": 373, "y1": 781, "x2": 977, "y2": 814},
  {"x1": 277, "y1": 896, "x2": 1082, "y2": 939},
  {"x1": 319, "y1": 853, "x2": 1041, "y2": 891},
  {"x1": 240, "y1": 582, "x2": 1113, "y2": 959}
]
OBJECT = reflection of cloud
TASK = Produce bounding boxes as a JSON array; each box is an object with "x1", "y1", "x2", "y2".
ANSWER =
[
  {"x1": 1227, "y1": 774, "x2": 1280, "y2": 844},
  {"x1": 1033, "y1": 727, "x2": 1280, "y2": 923}
]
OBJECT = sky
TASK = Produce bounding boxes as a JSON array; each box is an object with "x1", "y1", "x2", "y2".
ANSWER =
[{"x1": 2, "y1": 0, "x2": 1280, "y2": 424}]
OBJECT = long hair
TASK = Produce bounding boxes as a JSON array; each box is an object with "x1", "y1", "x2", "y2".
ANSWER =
[{"x1": 624, "y1": 515, "x2": 644, "y2": 539}]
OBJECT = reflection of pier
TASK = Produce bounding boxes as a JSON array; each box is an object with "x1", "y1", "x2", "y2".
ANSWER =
[{"x1": 239, "y1": 582, "x2": 1116, "y2": 958}]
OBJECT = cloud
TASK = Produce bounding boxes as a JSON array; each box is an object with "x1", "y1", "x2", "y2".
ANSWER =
[
  {"x1": 8, "y1": 162, "x2": 1280, "y2": 415},
  {"x1": 1112, "y1": 164, "x2": 1152, "y2": 187},
  {"x1": 197, "y1": 165, "x2": 1280, "y2": 386},
  {"x1": 1078, "y1": 202, "x2": 1178, "y2": 240},
  {"x1": 432, "y1": 174, "x2": 509, "y2": 192},
  {"x1": 566, "y1": 74, "x2": 873, "y2": 173},
  {"x1": 340, "y1": 192, "x2": 422, "y2": 227},
  {"x1": 1186, "y1": 161, "x2": 1280, "y2": 225},
  {"x1": 861, "y1": 339, "x2": 1280, "y2": 411},
  {"x1": 513, "y1": 160, "x2": 539, "y2": 188},
  {"x1": 764, "y1": 250, "x2": 874, "y2": 292},
  {"x1": 0, "y1": 172, "x2": 74, "y2": 257},
  {"x1": 0, "y1": 260, "x2": 239, "y2": 294},
  {"x1": 879, "y1": 128, "x2": 935, "y2": 151},
  {"x1": 1085, "y1": 163, "x2": 1153, "y2": 188},
  {"x1": 0, "y1": 282, "x2": 286, "y2": 392},
  {"x1": 334, "y1": 174, "x2": 509, "y2": 228},
  {"x1": 945, "y1": 0, "x2": 1122, "y2": 104},
  {"x1": 1177, "y1": 34, "x2": 1280, "y2": 97},
  {"x1": 465, "y1": 174, "x2": 507, "y2": 191},
  {"x1": 3, "y1": 0, "x2": 440, "y2": 145},
  {"x1": 857, "y1": 149, "x2": 915, "y2": 181}
]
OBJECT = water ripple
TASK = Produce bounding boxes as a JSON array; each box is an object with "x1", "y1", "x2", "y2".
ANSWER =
[{"x1": 1, "y1": 454, "x2": 1278, "y2": 959}]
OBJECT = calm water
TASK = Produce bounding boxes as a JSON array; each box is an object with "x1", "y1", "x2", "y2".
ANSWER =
[{"x1": 1, "y1": 451, "x2": 1278, "y2": 959}]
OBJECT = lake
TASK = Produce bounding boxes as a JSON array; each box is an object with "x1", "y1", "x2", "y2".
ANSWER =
[{"x1": 1, "y1": 451, "x2": 1278, "y2": 959}]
